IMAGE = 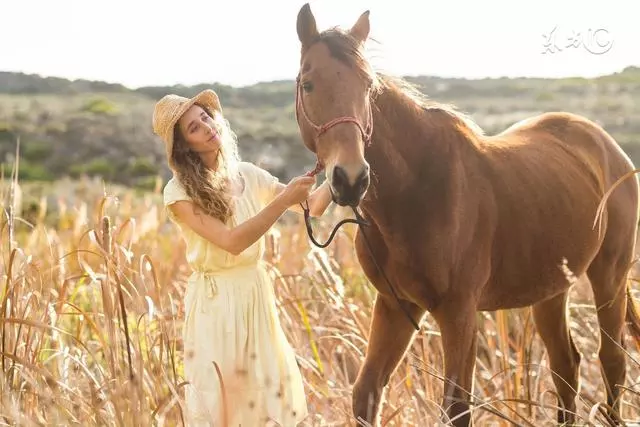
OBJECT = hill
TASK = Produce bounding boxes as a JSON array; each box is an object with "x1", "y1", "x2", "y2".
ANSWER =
[{"x1": 1, "y1": 67, "x2": 639, "y2": 189}]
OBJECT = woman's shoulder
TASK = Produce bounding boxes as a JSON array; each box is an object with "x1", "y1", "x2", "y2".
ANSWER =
[
  {"x1": 163, "y1": 176, "x2": 190, "y2": 205},
  {"x1": 237, "y1": 161, "x2": 280, "y2": 203},
  {"x1": 239, "y1": 161, "x2": 278, "y2": 177},
  {"x1": 238, "y1": 161, "x2": 260, "y2": 175},
  {"x1": 238, "y1": 161, "x2": 276, "y2": 183},
  {"x1": 163, "y1": 175, "x2": 183, "y2": 193}
]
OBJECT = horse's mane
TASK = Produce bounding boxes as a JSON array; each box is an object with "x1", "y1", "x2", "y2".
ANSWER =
[{"x1": 314, "y1": 28, "x2": 486, "y2": 139}]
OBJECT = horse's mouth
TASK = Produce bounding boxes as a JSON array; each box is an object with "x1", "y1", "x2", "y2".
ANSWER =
[{"x1": 329, "y1": 182, "x2": 366, "y2": 207}]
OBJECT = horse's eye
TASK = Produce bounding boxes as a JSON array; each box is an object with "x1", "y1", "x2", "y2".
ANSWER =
[{"x1": 302, "y1": 81, "x2": 314, "y2": 93}]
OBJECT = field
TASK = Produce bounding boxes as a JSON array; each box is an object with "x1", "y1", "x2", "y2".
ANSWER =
[
  {"x1": 2, "y1": 67, "x2": 640, "y2": 426},
  {"x1": 2, "y1": 175, "x2": 640, "y2": 427}
]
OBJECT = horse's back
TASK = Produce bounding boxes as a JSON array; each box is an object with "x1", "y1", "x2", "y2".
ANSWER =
[
  {"x1": 494, "y1": 111, "x2": 637, "y2": 207},
  {"x1": 520, "y1": 112, "x2": 637, "y2": 223}
]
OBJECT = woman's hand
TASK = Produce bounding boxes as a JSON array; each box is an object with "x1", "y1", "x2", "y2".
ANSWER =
[
  {"x1": 276, "y1": 175, "x2": 316, "y2": 207},
  {"x1": 273, "y1": 177, "x2": 333, "y2": 217}
]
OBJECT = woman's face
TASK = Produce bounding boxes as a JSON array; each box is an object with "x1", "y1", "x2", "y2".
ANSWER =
[{"x1": 177, "y1": 105, "x2": 221, "y2": 154}]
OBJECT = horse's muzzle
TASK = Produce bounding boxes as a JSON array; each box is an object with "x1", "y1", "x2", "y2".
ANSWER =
[{"x1": 330, "y1": 164, "x2": 370, "y2": 206}]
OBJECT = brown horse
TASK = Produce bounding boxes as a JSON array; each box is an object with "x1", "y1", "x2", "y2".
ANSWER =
[{"x1": 293, "y1": 3, "x2": 640, "y2": 426}]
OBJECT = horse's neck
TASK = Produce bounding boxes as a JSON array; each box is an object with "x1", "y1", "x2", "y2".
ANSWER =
[
  {"x1": 361, "y1": 84, "x2": 481, "y2": 230},
  {"x1": 364, "y1": 87, "x2": 452, "y2": 202}
]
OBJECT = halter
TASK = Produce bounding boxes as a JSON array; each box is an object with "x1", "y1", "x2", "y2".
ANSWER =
[
  {"x1": 293, "y1": 73, "x2": 421, "y2": 331},
  {"x1": 294, "y1": 74, "x2": 374, "y2": 178}
]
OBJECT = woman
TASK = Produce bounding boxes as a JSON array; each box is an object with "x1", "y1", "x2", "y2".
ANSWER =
[{"x1": 152, "y1": 89, "x2": 332, "y2": 426}]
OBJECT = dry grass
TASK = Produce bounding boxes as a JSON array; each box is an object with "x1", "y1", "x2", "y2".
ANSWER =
[{"x1": 2, "y1": 176, "x2": 640, "y2": 427}]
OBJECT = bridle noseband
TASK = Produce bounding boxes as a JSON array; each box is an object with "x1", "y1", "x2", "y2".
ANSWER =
[{"x1": 293, "y1": 73, "x2": 421, "y2": 331}]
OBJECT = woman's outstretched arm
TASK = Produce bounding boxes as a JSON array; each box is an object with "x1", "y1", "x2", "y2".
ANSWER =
[{"x1": 169, "y1": 176, "x2": 314, "y2": 255}]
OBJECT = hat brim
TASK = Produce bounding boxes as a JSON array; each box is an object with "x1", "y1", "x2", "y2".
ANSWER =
[{"x1": 165, "y1": 89, "x2": 222, "y2": 158}]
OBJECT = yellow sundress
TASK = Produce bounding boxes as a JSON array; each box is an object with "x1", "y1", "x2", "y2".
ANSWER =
[{"x1": 163, "y1": 161, "x2": 308, "y2": 426}]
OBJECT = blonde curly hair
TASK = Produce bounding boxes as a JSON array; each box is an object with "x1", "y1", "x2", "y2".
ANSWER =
[{"x1": 168, "y1": 104, "x2": 242, "y2": 224}]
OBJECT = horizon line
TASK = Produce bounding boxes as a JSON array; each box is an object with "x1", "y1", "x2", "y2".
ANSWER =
[{"x1": 1, "y1": 64, "x2": 639, "y2": 91}]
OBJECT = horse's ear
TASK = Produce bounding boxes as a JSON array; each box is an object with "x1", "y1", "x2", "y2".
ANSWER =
[
  {"x1": 349, "y1": 10, "x2": 370, "y2": 44},
  {"x1": 297, "y1": 3, "x2": 319, "y2": 48}
]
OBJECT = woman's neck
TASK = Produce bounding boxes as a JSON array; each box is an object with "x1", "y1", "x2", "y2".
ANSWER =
[{"x1": 201, "y1": 149, "x2": 220, "y2": 170}]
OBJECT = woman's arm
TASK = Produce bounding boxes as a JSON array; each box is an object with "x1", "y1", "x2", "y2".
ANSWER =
[
  {"x1": 169, "y1": 197, "x2": 288, "y2": 255},
  {"x1": 169, "y1": 176, "x2": 314, "y2": 255}
]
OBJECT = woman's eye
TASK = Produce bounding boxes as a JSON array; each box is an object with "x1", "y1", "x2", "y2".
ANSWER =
[{"x1": 302, "y1": 81, "x2": 314, "y2": 92}]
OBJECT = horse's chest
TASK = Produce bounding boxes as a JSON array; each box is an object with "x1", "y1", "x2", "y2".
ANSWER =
[{"x1": 354, "y1": 226, "x2": 444, "y2": 309}]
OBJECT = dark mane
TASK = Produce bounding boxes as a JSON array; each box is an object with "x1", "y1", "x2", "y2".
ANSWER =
[{"x1": 315, "y1": 28, "x2": 486, "y2": 138}]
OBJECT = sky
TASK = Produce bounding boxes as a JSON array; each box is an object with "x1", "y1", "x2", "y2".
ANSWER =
[{"x1": 1, "y1": 0, "x2": 638, "y2": 89}]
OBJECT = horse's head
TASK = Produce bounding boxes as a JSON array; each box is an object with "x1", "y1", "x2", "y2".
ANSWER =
[{"x1": 295, "y1": 3, "x2": 377, "y2": 207}]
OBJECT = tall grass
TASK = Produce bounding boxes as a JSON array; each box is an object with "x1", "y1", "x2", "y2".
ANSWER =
[{"x1": 2, "y1": 175, "x2": 640, "y2": 426}]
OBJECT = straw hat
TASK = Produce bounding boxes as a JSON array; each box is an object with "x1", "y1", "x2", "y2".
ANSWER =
[{"x1": 152, "y1": 89, "x2": 222, "y2": 160}]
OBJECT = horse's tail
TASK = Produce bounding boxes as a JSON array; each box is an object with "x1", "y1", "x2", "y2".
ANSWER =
[{"x1": 626, "y1": 279, "x2": 640, "y2": 345}]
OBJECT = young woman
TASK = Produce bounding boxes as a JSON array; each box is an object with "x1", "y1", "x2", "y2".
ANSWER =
[{"x1": 153, "y1": 89, "x2": 332, "y2": 426}]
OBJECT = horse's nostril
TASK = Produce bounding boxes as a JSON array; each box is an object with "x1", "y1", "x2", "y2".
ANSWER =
[
  {"x1": 355, "y1": 168, "x2": 370, "y2": 192},
  {"x1": 332, "y1": 166, "x2": 348, "y2": 190}
]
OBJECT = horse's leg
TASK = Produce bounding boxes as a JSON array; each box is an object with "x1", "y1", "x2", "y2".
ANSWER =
[
  {"x1": 532, "y1": 291, "x2": 581, "y2": 424},
  {"x1": 587, "y1": 245, "x2": 634, "y2": 424},
  {"x1": 431, "y1": 299, "x2": 478, "y2": 427},
  {"x1": 352, "y1": 294, "x2": 425, "y2": 426}
]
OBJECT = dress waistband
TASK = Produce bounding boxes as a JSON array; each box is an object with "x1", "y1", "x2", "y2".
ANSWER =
[
  {"x1": 189, "y1": 262, "x2": 263, "y2": 299},
  {"x1": 191, "y1": 262, "x2": 261, "y2": 277}
]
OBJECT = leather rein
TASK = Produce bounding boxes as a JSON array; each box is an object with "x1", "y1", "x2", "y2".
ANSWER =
[{"x1": 294, "y1": 74, "x2": 420, "y2": 331}]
